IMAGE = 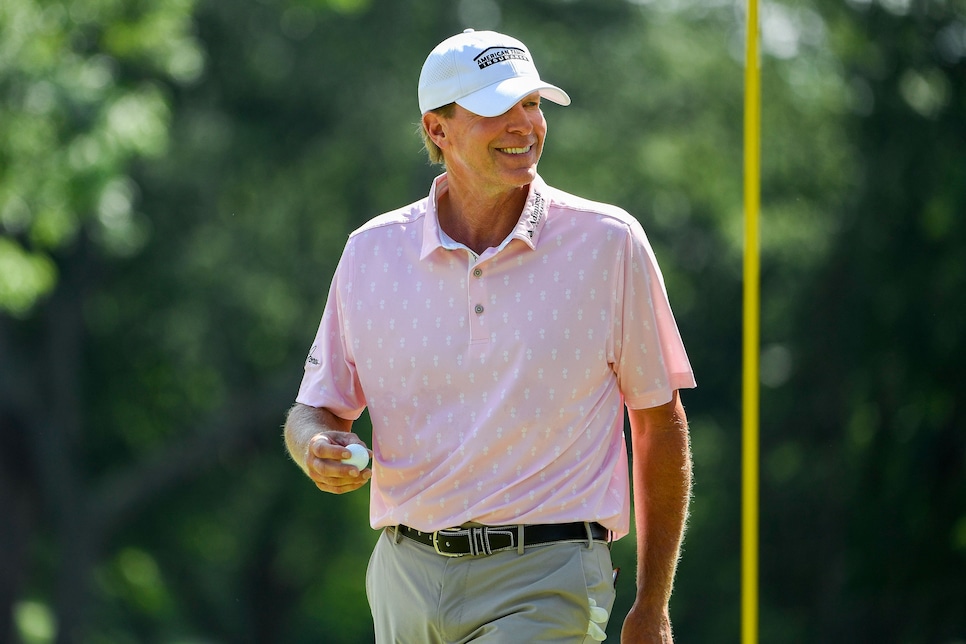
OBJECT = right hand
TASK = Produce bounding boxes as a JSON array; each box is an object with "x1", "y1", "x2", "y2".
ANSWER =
[{"x1": 305, "y1": 432, "x2": 372, "y2": 494}]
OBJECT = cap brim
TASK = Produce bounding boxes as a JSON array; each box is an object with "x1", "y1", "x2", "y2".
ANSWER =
[{"x1": 456, "y1": 76, "x2": 571, "y2": 118}]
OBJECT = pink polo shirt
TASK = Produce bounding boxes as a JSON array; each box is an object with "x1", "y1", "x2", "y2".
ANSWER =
[{"x1": 297, "y1": 174, "x2": 695, "y2": 538}]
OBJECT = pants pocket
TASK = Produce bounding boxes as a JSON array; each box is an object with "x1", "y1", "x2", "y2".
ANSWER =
[{"x1": 578, "y1": 544, "x2": 617, "y2": 642}]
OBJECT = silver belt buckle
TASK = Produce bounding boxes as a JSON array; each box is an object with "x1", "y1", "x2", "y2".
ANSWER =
[{"x1": 432, "y1": 529, "x2": 465, "y2": 557}]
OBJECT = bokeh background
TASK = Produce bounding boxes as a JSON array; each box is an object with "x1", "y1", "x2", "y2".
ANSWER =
[{"x1": 1, "y1": 0, "x2": 964, "y2": 642}]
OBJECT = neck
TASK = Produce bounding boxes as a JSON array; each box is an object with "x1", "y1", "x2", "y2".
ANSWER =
[{"x1": 438, "y1": 178, "x2": 530, "y2": 255}]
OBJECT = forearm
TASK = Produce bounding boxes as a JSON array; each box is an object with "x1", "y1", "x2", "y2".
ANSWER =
[
  {"x1": 283, "y1": 402, "x2": 353, "y2": 475},
  {"x1": 628, "y1": 392, "x2": 692, "y2": 614}
]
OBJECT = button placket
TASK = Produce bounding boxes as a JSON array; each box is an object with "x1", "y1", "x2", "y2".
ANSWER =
[
  {"x1": 468, "y1": 261, "x2": 489, "y2": 343},
  {"x1": 471, "y1": 263, "x2": 485, "y2": 316}
]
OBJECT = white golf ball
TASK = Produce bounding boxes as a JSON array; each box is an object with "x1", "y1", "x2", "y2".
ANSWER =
[{"x1": 342, "y1": 443, "x2": 370, "y2": 470}]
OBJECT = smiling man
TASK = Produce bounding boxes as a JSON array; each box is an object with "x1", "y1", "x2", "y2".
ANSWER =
[{"x1": 284, "y1": 29, "x2": 696, "y2": 643}]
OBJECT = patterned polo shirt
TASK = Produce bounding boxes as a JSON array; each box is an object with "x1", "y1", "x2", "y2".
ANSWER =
[{"x1": 297, "y1": 173, "x2": 695, "y2": 537}]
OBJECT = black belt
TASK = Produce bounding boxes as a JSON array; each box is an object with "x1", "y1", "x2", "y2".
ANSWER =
[{"x1": 394, "y1": 522, "x2": 608, "y2": 557}]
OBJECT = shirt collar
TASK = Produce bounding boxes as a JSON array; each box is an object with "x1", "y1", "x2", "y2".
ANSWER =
[
  {"x1": 511, "y1": 174, "x2": 550, "y2": 250},
  {"x1": 419, "y1": 173, "x2": 551, "y2": 260},
  {"x1": 419, "y1": 174, "x2": 448, "y2": 260}
]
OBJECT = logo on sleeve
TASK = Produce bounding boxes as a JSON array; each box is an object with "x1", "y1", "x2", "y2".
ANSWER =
[{"x1": 306, "y1": 345, "x2": 320, "y2": 366}]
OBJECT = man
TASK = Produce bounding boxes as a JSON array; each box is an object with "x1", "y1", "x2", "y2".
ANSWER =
[{"x1": 284, "y1": 29, "x2": 695, "y2": 643}]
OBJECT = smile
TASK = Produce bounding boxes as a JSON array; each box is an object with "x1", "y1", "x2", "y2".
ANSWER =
[{"x1": 499, "y1": 145, "x2": 532, "y2": 155}]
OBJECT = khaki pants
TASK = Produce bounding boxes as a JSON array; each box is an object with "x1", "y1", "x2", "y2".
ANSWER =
[{"x1": 366, "y1": 528, "x2": 617, "y2": 643}]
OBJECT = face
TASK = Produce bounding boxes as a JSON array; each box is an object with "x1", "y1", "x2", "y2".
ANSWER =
[{"x1": 425, "y1": 93, "x2": 547, "y2": 197}]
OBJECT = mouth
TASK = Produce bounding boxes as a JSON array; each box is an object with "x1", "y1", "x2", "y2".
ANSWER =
[{"x1": 498, "y1": 145, "x2": 533, "y2": 155}]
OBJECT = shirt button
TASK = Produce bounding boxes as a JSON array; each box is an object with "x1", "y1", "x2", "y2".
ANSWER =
[
  {"x1": 474, "y1": 304, "x2": 484, "y2": 314},
  {"x1": 473, "y1": 268, "x2": 483, "y2": 278}
]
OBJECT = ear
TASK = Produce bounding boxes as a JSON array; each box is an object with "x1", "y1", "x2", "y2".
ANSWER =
[{"x1": 422, "y1": 112, "x2": 448, "y2": 150}]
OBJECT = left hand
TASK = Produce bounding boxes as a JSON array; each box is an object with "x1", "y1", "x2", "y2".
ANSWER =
[{"x1": 620, "y1": 603, "x2": 673, "y2": 644}]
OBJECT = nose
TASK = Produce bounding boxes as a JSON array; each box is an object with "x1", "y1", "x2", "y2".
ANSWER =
[{"x1": 503, "y1": 102, "x2": 534, "y2": 134}]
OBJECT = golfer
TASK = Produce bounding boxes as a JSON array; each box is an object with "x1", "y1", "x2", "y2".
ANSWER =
[{"x1": 285, "y1": 29, "x2": 696, "y2": 643}]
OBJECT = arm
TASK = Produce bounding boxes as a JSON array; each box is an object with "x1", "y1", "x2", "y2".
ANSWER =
[
  {"x1": 284, "y1": 402, "x2": 371, "y2": 494},
  {"x1": 621, "y1": 390, "x2": 692, "y2": 644}
]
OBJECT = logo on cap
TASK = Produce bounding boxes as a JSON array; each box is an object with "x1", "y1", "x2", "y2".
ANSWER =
[{"x1": 474, "y1": 46, "x2": 530, "y2": 70}]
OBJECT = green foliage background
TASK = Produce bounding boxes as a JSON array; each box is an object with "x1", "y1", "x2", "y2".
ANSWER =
[{"x1": 1, "y1": 0, "x2": 964, "y2": 642}]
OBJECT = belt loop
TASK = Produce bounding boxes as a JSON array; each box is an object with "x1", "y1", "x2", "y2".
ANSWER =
[
  {"x1": 517, "y1": 524, "x2": 524, "y2": 555},
  {"x1": 471, "y1": 527, "x2": 483, "y2": 556},
  {"x1": 392, "y1": 526, "x2": 403, "y2": 544},
  {"x1": 583, "y1": 522, "x2": 594, "y2": 549}
]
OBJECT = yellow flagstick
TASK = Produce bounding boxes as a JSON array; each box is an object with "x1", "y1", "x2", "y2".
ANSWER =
[{"x1": 742, "y1": 0, "x2": 761, "y2": 642}]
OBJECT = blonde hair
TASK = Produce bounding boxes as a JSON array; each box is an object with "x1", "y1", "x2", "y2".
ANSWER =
[{"x1": 418, "y1": 103, "x2": 455, "y2": 166}]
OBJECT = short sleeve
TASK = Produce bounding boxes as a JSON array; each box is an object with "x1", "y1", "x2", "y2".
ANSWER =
[
  {"x1": 295, "y1": 242, "x2": 367, "y2": 419},
  {"x1": 613, "y1": 219, "x2": 695, "y2": 409}
]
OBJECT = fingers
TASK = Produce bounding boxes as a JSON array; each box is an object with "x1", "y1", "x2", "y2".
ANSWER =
[
  {"x1": 308, "y1": 456, "x2": 372, "y2": 494},
  {"x1": 313, "y1": 472, "x2": 371, "y2": 495},
  {"x1": 306, "y1": 433, "x2": 372, "y2": 494}
]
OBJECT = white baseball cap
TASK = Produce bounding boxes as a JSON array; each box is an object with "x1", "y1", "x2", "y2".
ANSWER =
[{"x1": 418, "y1": 29, "x2": 571, "y2": 117}]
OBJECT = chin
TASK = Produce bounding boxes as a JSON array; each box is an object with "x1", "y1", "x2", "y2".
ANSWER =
[{"x1": 514, "y1": 167, "x2": 539, "y2": 184}]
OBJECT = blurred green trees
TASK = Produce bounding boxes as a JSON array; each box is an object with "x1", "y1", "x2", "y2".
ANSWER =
[
  {"x1": 0, "y1": 0, "x2": 202, "y2": 316},
  {"x1": 1, "y1": 0, "x2": 963, "y2": 642}
]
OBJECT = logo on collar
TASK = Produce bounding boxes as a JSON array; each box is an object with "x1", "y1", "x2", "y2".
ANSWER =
[
  {"x1": 474, "y1": 46, "x2": 529, "y2": 69},
  {"x1": 524, "y1": 192, "x2": 548, "y2": 239}
]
